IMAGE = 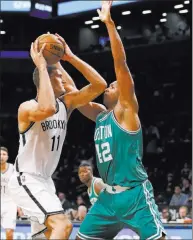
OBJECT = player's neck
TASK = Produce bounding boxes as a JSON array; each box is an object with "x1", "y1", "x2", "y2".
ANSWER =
[
  {"x1": 107, "y1": 103, "x2": 116, "y2": 112},
  {"x1": 0, "y1": 162, "x2": 8, "y2": 173},
  {"x1": 87, "y1": 177, "x2": 93, "y2": 188}
]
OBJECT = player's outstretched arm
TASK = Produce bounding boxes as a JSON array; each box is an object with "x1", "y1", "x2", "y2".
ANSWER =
[
  {"x1": 18, "y1": 40, "x2": 56, "y2": 130},
  {"x1": 98, "y1": 1, "x2": 138, "y2": 111},
  {"x1": 55, "y1": 34, "x2": 107, "y2": 109},
  {"x1": 55, "y1": 62, "x2": 106, "y2": 121}
]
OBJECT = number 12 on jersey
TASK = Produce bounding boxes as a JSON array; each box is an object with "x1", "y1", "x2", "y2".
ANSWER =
[{"x1": 95, "y1": 142, "x2": 113, "y2": 163}]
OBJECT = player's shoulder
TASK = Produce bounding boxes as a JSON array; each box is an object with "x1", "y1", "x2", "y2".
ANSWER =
[
  {"x1": 94, "y1": 177, "x2": 103, "y2": 184},
  {"x1": 18, "y1": 99, "x2": 37, "y2": 112},
  {"x1": 96, "y1": 109, "x2": 109, "y2": 121}
]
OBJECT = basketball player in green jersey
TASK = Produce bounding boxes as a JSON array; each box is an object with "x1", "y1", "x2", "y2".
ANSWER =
[
  {"x1": 74, "y1": 1, "x2": 166, "y2": 239},
  {"x1": 78, "y1": 162, "x2": 105, "y2": 205}
]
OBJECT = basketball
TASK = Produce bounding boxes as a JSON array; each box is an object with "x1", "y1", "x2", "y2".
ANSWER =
[{"x1": 37, "y1": 34, "x2": 65, "y2": 65}]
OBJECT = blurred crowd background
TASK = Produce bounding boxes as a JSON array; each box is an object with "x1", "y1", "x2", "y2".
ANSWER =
[{"x1": 1, "y1": 0, "x2": 192, "y2": 224}]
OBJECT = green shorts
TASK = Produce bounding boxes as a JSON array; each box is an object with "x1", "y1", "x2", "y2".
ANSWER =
[{"x1": 77, "y1": 180, "x2": 166, "y2": 240}]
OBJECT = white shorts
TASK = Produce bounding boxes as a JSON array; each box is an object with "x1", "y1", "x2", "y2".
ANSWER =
[
  {"x1": 1, "y1": 200, "x2": 17, "y2": 229},
  {"x1": 8, "y1": 172, "x2": 64, "y2": 224}
]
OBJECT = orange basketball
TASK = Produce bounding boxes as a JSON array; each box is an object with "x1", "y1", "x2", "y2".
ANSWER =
[{"x1": 37, "y1": 34, "x2": 64, "y2": 65}]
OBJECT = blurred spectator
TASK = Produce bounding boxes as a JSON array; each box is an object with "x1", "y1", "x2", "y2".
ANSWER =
[
  {"x1": 169, "y1": 186, "x2": 188, "y2": 206},
  {"x1": 76, "y1": 195, "x2": 86, "y2": 207},
  {"x1": 76, "y1": 205, "x2": 88, "y2": 221},
  {"x1": 181, "y1": 178, "x2": 191, "y2": 195},
  {"x1": 176, "y1": 206, "x2": 192, "y2": 223},
  {"x1": 58, "y1": 192, "x2": 72, "y2": 211},
  {"x1": 165, "y1": 187, "x2": 173, "y2": 203},
  {"x1": 156, "y1": 193, "x2": 168, "y2": 205},
  {"x1": 178, "y1": 206, "x2": 191, "y2": 219},
  {"x1": 181, "y1": 163, "x2": 190, "y2": 178},
  {"x1": 161, "y1": 207, "x2": 171, "y2": 223}
]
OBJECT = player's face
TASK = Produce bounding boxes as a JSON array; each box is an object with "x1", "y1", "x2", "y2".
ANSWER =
[
  {"x1": 103, "y1": 81, "x2": 119, "y2": 108},
  {"x1": 78, "y1": 167, "x2": 92, "y2": 184},
  {"x1": 50, "y1": 69, "x2": 65, "y2": 97},
  {"x1": 0, "y1": 150, "x2": 8, "y2": 164},
  {"x1": 62, "y1": 79, "x2": 76, "y2": 93}
]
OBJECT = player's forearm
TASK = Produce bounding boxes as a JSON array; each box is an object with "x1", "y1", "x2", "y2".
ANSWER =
[
  {"x1": 105, "y1": 20, "x2": 126, "y2": 64},
  {"x1": 38, "y1": 67, "x2": 56, "y2": 112},
  {"x1": 67, "y1": 55, "x2": 107, "y2": 90}
]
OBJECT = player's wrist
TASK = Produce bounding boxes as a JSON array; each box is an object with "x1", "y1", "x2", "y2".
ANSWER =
[
  {"x1": 64, "y1": 53, "x2": 76, "y2": 63},
  {"x1": 105, "y1": 19, "x2": 114, "y2": 27},
  {"x1": 38, "y1": 64, "x2": 47, "y2": 71}
]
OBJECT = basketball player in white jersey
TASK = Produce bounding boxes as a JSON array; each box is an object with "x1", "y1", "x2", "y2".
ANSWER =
[
  {"x1": 8, "y1": 37, "x2": 107, "y2": 240},
  {"x1": 1, "y1": 147, "x2": 18, "y2": 240},
  {"x1": 78, "y1": 162, "x2": 105, "y2": 205}
]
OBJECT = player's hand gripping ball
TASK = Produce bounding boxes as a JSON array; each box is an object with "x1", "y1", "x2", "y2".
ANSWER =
[{"x1": 37, "y1": 33, "x2": 65, "y2": 65}]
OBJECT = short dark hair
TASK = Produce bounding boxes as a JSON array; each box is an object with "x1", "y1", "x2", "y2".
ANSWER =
[
  {"x1": 0, "y1": 147, "x2": 8, "y2": 153},
  {"x1": 33, "y1": 65, "x2": 57, "y2": 88},
  {"x1": 79, "y1": 161, "x2": 93, "y2": 169}
]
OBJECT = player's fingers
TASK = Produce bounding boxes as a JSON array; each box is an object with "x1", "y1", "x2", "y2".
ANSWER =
[
  {"x1": 55, "y1": 33, "x2": 64, "y2": 42},
  {"x1": 97, "y1": 9, "x2": 101, "y2": 16},
  {"x1": 55, "y1": 33, "x2": 66, "y2": 45},
  {"x1": 40, "y1": 43, "x2": 46, "y2": 54},
  {"x1": 34, "y1": 39, "x2": 38, "y2": 53},
  {"x1": 30, "y1": 42, "x2": 34, "y2": 56},
  {"x1": 109, "y1": 1, "x2": 113, "y2": 7}
]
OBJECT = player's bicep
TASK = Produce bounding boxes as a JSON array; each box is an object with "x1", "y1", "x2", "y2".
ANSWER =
[
  {"x1": 65, "y1": 85, "x2": 104, "y2": 109},
  {"x1": 94, "y1": 180, "x2": 106, "y2": 195},
  {"x1": 78, "y1": 102, "x2": 107, "y2": 122},
  {"x1": 19, "y1": 101, "x2": 55, "y2": 123}
]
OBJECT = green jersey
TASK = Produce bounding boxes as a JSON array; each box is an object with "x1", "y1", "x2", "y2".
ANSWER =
[
  {"x1": 94, "y1": 110, "x2": 148, "y2": 188},
  {"x1": 87, "y1": 177, "x2": 101, "y2": 205}
]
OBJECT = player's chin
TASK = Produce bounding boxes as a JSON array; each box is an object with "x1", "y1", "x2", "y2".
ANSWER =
[{"x1": 80, "y1": 178, "x2": 86, "y2": 183}]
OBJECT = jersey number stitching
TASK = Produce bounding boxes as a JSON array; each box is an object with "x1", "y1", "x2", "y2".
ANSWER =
[{"x1": 95, "y1": 142, "x2": 113, "y2": 163}]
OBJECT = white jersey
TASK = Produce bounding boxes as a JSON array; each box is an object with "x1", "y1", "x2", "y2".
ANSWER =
[
  {"x1": 15, "y1": 98, "x2": 67, "y2": 178},
  {"x1": 1, "y1": 163, "x2": 14, "y2": 203}
]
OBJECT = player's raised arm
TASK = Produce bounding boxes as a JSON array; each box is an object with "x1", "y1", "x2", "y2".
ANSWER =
[
  {"x1": 98, "y1": 1, "x2": 138, "y2": 112},
  {"x1": 55, "y1": 62, "x2": 107, "y2": 121},
  {"x1": 18, "y1": 40, "x2": 56, "y2": 129},
  {"x1": 55, "y1": 34, "x2": 107, "y2": 109}
]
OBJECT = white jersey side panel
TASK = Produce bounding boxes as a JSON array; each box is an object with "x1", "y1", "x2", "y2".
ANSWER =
[
  {"x1": 15, "y1": 99, "x2": 67, "y2": 178},
  {"x1": 1, "y1": 163, "x2": 14, "y2": 203}
]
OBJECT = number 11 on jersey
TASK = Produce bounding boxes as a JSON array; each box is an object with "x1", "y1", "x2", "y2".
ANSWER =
[
  {"x1": 51, "y1": 135, "x2": 60, "y2": 151},
  {"x1": 95, "y1": 142, "x2": 113, "y2": 163}
]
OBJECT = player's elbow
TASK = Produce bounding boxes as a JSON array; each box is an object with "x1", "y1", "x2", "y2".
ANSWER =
[
  {"x1": 96, "y1": 80, "x2": 107, "y2": 93},
  {"x1": 42, "y1": 106, "x2": 56, "y2": 116}
]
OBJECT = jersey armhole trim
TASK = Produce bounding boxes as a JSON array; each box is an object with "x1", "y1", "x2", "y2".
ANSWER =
[
  {"x1": 19, "y1": 122, "x2": 35, "y2": 134},
  {"x1": 96, "y1": 109, "x2": 106, "y2": 118},
  {"x1": 58, "y1": 97, "x2": 67, "y2": 113},
  {"x1": 93, "y1": 178, "x2": 99, "y2": 197},
  {"x1": 112, "y1": 111, "x2": 141, "y2": 134}
]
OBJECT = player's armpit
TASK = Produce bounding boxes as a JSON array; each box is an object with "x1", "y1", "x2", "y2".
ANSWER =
[
  {"x1": 18, "y1": 100, "x2": 56, "y2": 125},
  {"x1": 78, "y1": 102, "x2": 107, "y2": 122},
  {"x1": 64, "y1": 84, "x2": 106, "y2": 110},
  {"x1": 94, "y1": 179, "x2": 106, "y2": 195}
]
